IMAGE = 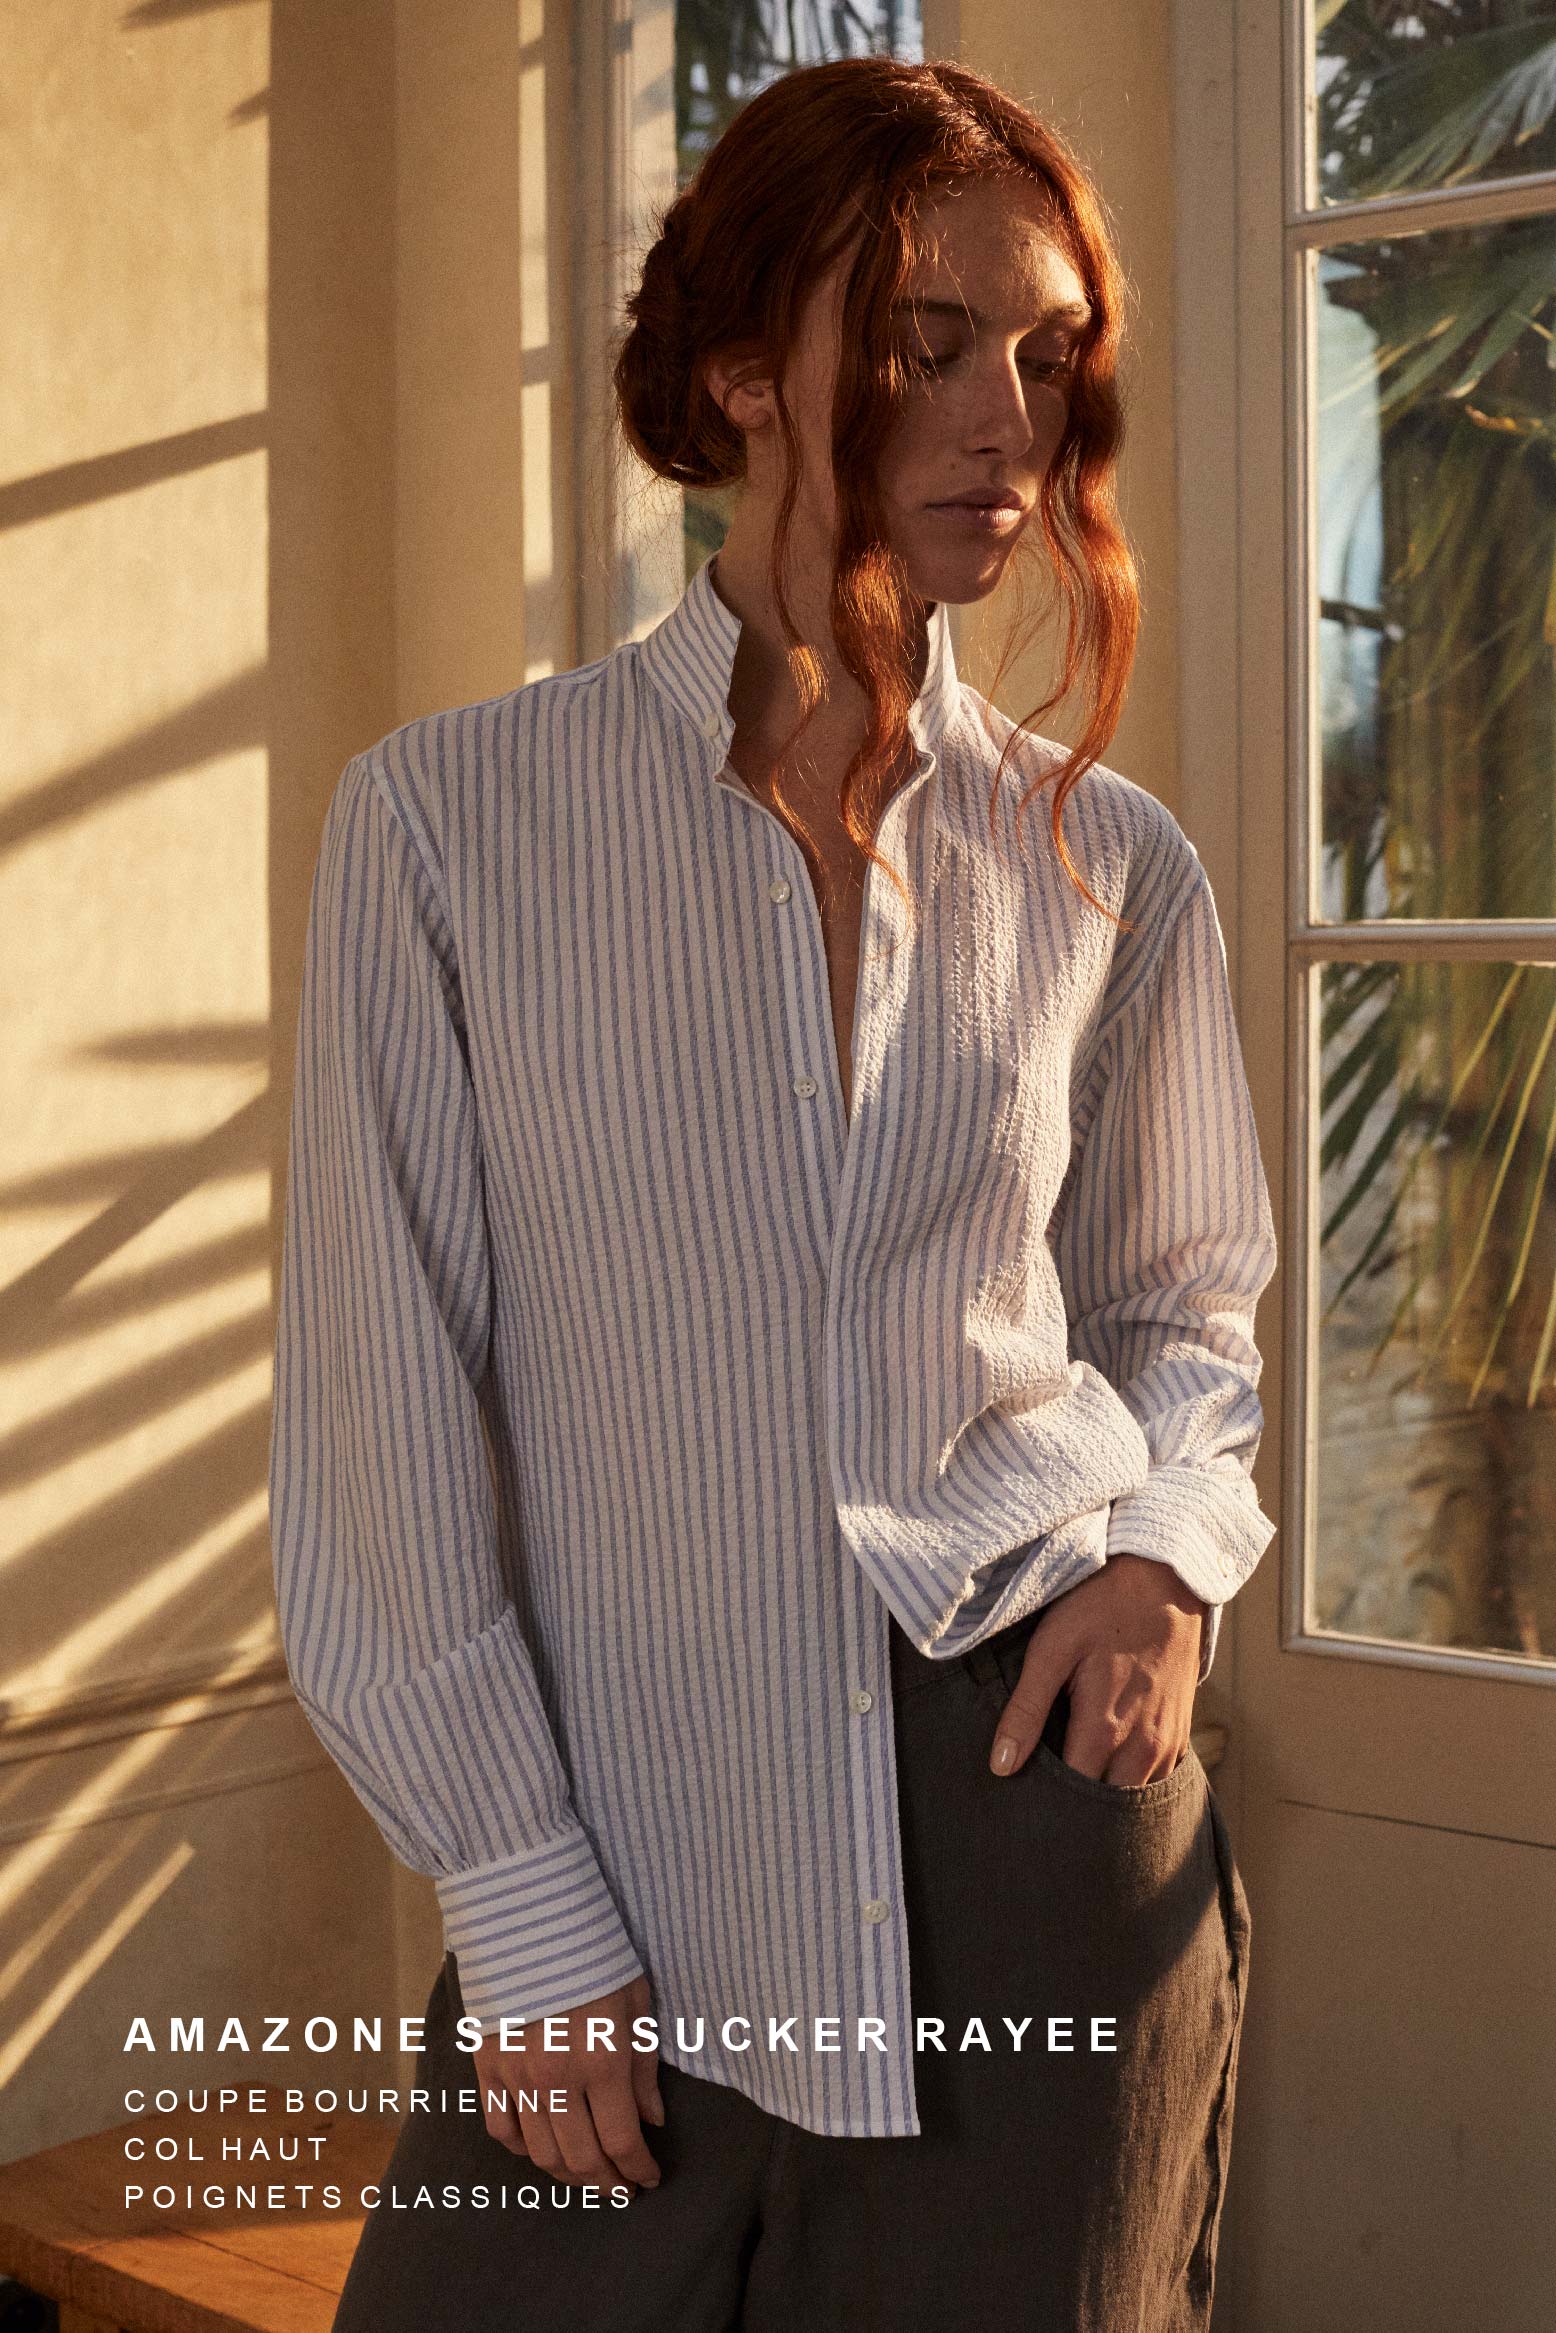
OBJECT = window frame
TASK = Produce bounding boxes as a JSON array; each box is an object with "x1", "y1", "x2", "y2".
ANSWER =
[{"x1": 1274, "y1": 0, "x2": 1556, "y2": 1685}]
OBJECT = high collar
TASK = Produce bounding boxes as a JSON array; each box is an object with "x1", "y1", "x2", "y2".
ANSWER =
[{"x1": 636, "y1": 550, "x2": 962, "y2": 769}]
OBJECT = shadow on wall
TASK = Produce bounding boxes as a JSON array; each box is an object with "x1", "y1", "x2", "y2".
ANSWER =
[{"x1": 0, "y1": 0, "x2": 447, "y2": 2160}]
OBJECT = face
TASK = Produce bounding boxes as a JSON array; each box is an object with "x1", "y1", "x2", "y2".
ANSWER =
[{"x1": 710, "y1": 173, "x2": 1093, "y2": 608}]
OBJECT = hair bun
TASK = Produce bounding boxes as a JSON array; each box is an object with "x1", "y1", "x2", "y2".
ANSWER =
[
  {"x1": 614, "y1": 195, "x2": 735, "y2": 490},
  {"x1": 646, "y1": 199, "x2": 696, "y2": 313}
]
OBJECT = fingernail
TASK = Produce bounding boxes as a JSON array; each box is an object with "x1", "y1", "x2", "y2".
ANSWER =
[{"x1": 991, "y1": 1735, "x2": 1018, "y2": 1776}]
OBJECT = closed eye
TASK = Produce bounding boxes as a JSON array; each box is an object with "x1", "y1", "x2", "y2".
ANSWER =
[{"x1": 896, "y1": 347, "x2": 1076, "y2": 383}]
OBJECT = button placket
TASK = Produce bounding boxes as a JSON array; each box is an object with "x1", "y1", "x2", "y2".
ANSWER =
[
  {"x1": 758, "y1": 836, "x2": 838, "y2": 1179},
  {"x1": 720, "y1": 746, "x2": 934, "y2": 2084}
]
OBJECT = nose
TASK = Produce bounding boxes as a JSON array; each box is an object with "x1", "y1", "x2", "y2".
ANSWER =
[{"x1": 962, "y1": 353, "x2": 1037, "y2": 462}]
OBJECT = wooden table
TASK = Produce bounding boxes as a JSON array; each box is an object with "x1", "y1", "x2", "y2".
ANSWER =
[{"x1": 0, "y1": 2089, "x2": 400, "y2": 2332}]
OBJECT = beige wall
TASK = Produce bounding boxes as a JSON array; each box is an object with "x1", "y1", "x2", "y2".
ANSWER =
[
  {"x1": 2, "y1": 0, "x2": 592, "y2": 2166},
  {"x1": 2, "y1": 0, "x2": 1181, "y2": 2163},
  {"x1": 2, "y1": 0, "x2": 403, "y2": 2161},
  {"x1": 393, "y1": 0, "x2": 577, "y2": 716}
]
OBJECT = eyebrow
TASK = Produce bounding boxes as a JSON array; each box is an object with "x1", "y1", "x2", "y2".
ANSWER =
[{"x1": 890, "y1": 296, "x2": 1093, "y2": 327}]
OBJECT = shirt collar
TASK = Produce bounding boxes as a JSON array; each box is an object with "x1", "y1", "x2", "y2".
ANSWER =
[{"x1": 636, "y1": 550, "x2": 962, "y2": 769}]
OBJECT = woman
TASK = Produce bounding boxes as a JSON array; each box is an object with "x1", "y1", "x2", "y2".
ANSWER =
[{"x1": 269, "y1": 52, "x2": 1275, "y2": 2333}]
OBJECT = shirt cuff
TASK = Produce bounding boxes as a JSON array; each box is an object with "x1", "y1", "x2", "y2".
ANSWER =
[
  {"x1": 927, "y1": 1500, "x2": 1113, "y2": 1660},
  {"x1": 1104, "y1": 1466, "x2": 1277, "y2": 1687},
  {"x1": 435, "y1": 1825, "x2": 646, "y2": 2032}
]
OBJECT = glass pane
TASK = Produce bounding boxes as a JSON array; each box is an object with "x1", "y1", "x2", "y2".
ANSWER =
[
  {"x1": 1316, "y1": 2, "x2": 1556, "y2": 208},
  {"x1": 673, "y1": 0, "x2": 926, "y2": 579},
  {"x1": 1314, "y1": 955, "x2": 1556, "y2": 1666},
  {"x1": 1315, "y1": 215, "x2": 1556, "y2": 922}
]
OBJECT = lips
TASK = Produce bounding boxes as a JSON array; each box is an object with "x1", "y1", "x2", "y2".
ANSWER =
[
  {"x1": 931, "y1": 492, "x2": 1024, "y2": 511},
  {"x1": 926, "y1": 496, "x2": 1026, "y2": 531}
]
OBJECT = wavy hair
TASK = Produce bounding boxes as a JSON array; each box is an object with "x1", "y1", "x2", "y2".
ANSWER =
[{"x1": 611, "y1": 55, "x2": 1141, "y2": 927}]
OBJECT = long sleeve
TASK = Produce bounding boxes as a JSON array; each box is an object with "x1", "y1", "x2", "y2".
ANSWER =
[
  {"x1": 1049, "y1": 854, "x2": 1279, "y2": 1684},
  {"x1": 268, "y1": 751, "x2": 645, "y2": 2030}
]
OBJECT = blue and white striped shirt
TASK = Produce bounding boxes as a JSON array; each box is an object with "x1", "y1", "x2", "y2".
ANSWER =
[{"x1": 268, "y1": 550, "x2": 1277, "y2": 2140}]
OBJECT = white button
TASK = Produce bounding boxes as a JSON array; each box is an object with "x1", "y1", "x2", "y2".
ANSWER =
[
  {"x1": 851, "y1": 1689, "x2": 874, "y2": 1714},
  {"x1": 862, "y1": 1898, "x2": 889, "y2": 1924},
  {"x1": 701, "y1": 710, "x2": 722, "y2": 739},
  {"x1": 792, "y1": 1074, "x2": 818, "y2": 1098},
  {"x1": 768, "y1": 878, "x2": 792, "y2": 904}
]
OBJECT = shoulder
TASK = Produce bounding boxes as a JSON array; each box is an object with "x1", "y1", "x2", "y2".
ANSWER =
[
  {"x1": 952, "y1": 691, "x2": 1220, "y2": 1050},
  {"x1": 956, "y1": 688, "x2": 1205, "y2": 923},
  {"x1": 345, "y1": 647, "x2": 625, "y2": 889}
]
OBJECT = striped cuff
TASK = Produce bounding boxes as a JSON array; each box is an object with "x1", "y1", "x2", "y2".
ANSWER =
[
  {"x1": 434, "y1": 1826, "x2": 645, "y2": 2033},
  {"x1": 929, "y1": 1500, "x2": 1112, "y2": 1660},
  {"x1": 1105, "y1": 1466, "x2": 1276, "y2": 1686}
]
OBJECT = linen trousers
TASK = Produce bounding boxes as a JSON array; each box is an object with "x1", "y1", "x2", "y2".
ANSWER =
[{"x1": 334, "y1": 1604, "x2": 1251, "y2": 2333}]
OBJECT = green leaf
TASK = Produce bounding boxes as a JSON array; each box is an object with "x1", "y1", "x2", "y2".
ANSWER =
[{"x1": 1367, "y1": 29, "x2": 1556, "y2": 194}]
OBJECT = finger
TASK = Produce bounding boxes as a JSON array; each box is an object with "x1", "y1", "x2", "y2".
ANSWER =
[
  {"x1": 1060, "y1": 1697, "x2": 1129, "y2": 1782},
  {"x1": 1099, "y1": 1715, "x2": 1185, "y2": 1786},
  {"x1": 518, "y1": 2105, "x2": 571, "y2": 2184},
  {"x1": 630, "y1": 2041, "x2": 666, "y2": 2129},
  {"x1": 1067, "y1": 1698, "x2": 1184, "y2": 1784},
  {"x1": 988, "y1": 1638, "x2": 1072, "y2": 1776},
  {"x1": 478, "y1": 2057, "x2": 526, "y2": 2155},
  {"x1": 482, "y1": 2085, "x2": 524, "y2": 2153},
  {"x1": 551, "y1": 2089, "x2": 639, "y2": 2195},
  {"x1": 589, "y1": 2071, "x2": 662, "y2": 2189},
  {"x1": 622, "y1": 1972, "x2": 664, "y2": 2125}
]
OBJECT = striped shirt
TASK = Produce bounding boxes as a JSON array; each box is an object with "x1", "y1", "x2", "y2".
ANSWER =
[{"x1": 267, "y1": 549, "x2": 1277, "y2": 2140}]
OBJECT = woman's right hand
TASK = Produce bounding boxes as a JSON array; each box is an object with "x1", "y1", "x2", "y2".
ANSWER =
[{"x1": 472, "y1": 1970, "x2": 664, "y2": 2197}]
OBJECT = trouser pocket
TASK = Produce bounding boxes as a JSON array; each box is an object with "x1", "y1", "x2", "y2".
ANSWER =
[{"x1": 984, "y1": 1618, "x2": 1201, "y2": 1808}]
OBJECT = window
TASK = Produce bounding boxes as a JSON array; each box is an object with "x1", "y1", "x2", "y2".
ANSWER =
[{"x1": 1294, "y1": 2, "x2": 1556, "y2": 1672}]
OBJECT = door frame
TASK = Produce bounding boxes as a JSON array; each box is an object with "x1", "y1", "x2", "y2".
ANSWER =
[
  {"x1": 1174, "y1": 0, "x2": 1556, "y2": 1828},
  {"x1": 1174, "y1": 2, "x2": 1556, "y2": 2319}
]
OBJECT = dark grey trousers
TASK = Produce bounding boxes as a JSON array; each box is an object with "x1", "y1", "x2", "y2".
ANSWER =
[{"x1": 335, "y1": 1606, "x2": 1251, "y2": 2332}]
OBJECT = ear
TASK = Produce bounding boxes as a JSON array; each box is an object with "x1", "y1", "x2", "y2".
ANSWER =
[{"x1": 704, "y1": 353, "x2": 775, "y2": 437}]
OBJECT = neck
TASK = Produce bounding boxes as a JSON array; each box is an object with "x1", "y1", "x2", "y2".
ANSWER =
[{"x1": 708, "y1": 531, "x2": 931, "y2": 755}]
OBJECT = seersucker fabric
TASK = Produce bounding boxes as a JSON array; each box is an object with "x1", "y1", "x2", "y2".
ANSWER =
[{"x1": 267, "y1": 549, "x2": 1277, "y2": 2139}]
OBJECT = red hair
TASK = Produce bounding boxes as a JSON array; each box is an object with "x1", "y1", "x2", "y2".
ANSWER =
[{"x1": 611, "y1": 55, "x2": 1140, "y2": 927}]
